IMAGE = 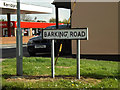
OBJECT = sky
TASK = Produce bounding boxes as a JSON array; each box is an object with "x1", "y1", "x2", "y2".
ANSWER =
[{"x1": 0, "y1": 0, "x2": 70, "y2": 22}]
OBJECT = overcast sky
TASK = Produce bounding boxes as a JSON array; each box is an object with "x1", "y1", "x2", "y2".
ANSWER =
[{"x1": 0, "y1": 0, "x2": 70, "y2": 22}]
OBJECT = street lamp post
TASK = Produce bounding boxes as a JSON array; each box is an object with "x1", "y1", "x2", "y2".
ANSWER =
[{"x1": 16, "y1": 0, "x2": 23, "y2": 76}]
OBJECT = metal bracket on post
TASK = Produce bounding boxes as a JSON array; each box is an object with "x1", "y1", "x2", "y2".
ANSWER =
[
  {"x1": 51, "y1": 39, "x2": 55, "y2": 78},
  {"x1": 77, "y1": 40, "x2": 80, "y2": 79}
]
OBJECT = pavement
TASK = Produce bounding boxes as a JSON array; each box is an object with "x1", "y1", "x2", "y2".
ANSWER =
[{"x1": 0, "y1": 44, "x2": 27, "y2": 49}]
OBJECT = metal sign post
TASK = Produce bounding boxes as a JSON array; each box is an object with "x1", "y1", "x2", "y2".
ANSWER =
[
  {"x1": 51, "y1": 39, "x2": 55, "y2": 78},
  {"x1": 16, "y1": 0, "x2": 23, "y2": 76},
  {"x1": 77, "y1": 40, "x2": 80, "y2": 79},
  {"x1": 43, "y1": 28, "x2": 88, "y2": 79}
]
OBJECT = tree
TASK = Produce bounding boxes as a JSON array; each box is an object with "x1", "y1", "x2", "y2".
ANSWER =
[
  {"x1": 0, "y1": 19, "x2": 5, "y2": 21},
  {"x1": 21, "y1": 14, "x2": 33, "y2": 22},
  {"x1": 62, "y1": 19, "x2": 68, "y2": 24},
  {"x1": 49, "y1": 18, "x2": 69, "y2": 24},
  {"x1": 49, "y1": 18, "x2": 56, "y2": 23}
]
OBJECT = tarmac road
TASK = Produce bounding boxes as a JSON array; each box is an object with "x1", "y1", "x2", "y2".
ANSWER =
[
  {"x1": 1, "y1": 47, "x2": 29, "y2": 59},
  {"x1": 1, "y1": 44, "x2": 51, "y2": 59}
]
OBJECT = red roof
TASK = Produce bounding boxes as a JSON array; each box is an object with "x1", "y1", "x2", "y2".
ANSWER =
[
  {"x1": 0, "y1": 21, "x2": 15, "y2": 28},
  {"x1": 0, "y1": 21, "x2": 64, "y2": 28}
]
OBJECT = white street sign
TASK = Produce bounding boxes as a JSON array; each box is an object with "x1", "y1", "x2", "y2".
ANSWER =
[
  {"x1": 43, "y1": 28, "x2": 88, "y2": 40},
  {"x1": 43, "y1": 28, "x2": 89, "y2": 79}
]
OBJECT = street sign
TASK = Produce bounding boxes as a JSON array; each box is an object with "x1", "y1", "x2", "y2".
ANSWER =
[
  {"x1": 43, "y1": 28, "x2": 88, "y2": 79},
  {"x1": 43, "y1": 28, "x2": 88, "y2": 40}
]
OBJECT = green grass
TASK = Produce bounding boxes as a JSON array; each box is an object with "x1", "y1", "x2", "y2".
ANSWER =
[{"x1": 2, "y1": 57, "x2": 119, "y2": 89}]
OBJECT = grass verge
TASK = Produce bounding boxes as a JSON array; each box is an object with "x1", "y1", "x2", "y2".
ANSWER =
[{"x1": 2, "y1": 57, "x2": 119, "y2": 89}]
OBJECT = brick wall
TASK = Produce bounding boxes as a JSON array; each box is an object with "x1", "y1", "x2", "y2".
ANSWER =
[{"x1": 1, "y1": 36, "x2": 35, "y2": 44}]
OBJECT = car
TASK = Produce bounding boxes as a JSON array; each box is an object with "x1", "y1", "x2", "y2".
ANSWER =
[
  {"x1": 45, "y1": 24, "x2": 70, "y2": 29},
  {"x1": 27, "y1": 24, "x2": 70, "y2": 56}
]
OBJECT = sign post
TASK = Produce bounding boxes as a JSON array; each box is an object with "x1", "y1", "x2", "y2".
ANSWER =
[
  {"x1": 77, "y1": 40, "x2": 80, "y2": 79},
  {"x1": 51, "y1": 39, "x2": 55, "y2": 78},
  {"x1": 43, "y1": 28, "x2": 88, "y2": 79}
]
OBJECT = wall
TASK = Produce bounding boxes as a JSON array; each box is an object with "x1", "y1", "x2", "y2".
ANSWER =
[
  {"x1": 1, "y1": 36, "x2": 34, "y2": 44},
  {"x1": 71, "y1": 2, "x2": 119, "y2": 55}
]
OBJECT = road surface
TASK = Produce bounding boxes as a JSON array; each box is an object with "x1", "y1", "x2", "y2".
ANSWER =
[
  {"x1": 1, "y1": 44, "x2": 51, "y2": 59},
  {"x1": 1, "y1": 44, "x2": 29, "y2": 59}
]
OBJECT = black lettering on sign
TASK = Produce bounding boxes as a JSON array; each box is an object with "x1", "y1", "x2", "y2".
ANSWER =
[
  {"x1": 82, "y1": 31, "x2": 85, "y2": 37},
  {"x1": 51, "y1": 32, "x2": 54, "y2": 37},
  {"x1": 4, "y1": 2, "x2": 17, "y2": 8},
  {"x1": 44, "y1": 32, "x2": 47, "y2": 37},
  {"x1": 64, "y1": 31, "x2": 68, "y2": 37},
  {"x1": 62, "y1": 32, "x2": 64, "y2": 37},
  {"x1": 61, "y1": 32, "x2": 64, "y2": 37},
  {"x1": 74, "y1": 31, "x2": 77, "y2": 37},
  {"x1": 4, "y1": 2, "x2": 6, "y2": 6},
  {"x1": 58, "y1": 32, "x2": 64, "y2": 38},
  {"x1": 58, "y1": 32, "x2": 62, "y2": 37},
  {"x1": 58, "y1": 32, "x2": 61, "y2": 37},
  {"x1": 48, "y1": 32, "x2": 50, "y2": 37},
  {"x1": 44, "y1": 30, "x2": 86, "y2": 39},
  {"x1": 70, "y1": 31, "x2": 73, "y2": 37},
  {"x1": 78, "y1": 31, "x2": 82, "y2": 37},
  {"x1": 55, "y1": 32, "x2": 58, "y2": 37}
]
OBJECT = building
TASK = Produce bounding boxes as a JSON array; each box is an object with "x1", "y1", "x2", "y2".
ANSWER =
[
  {"x1": 0, "y1": 0, "x2": 52, "y2": 44},
  {"x1": 53, "y1": 1, "x2": 119, "y2": 60},
  {"x1": 0, "y1": 21, "x2": 63, "y2": 44},
  {"x1": 1, "y1": 21, "x2": 63, "y2": 37},
  {"x1": 0, "y1": 0, "x2": 52, "y2": 36}
]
